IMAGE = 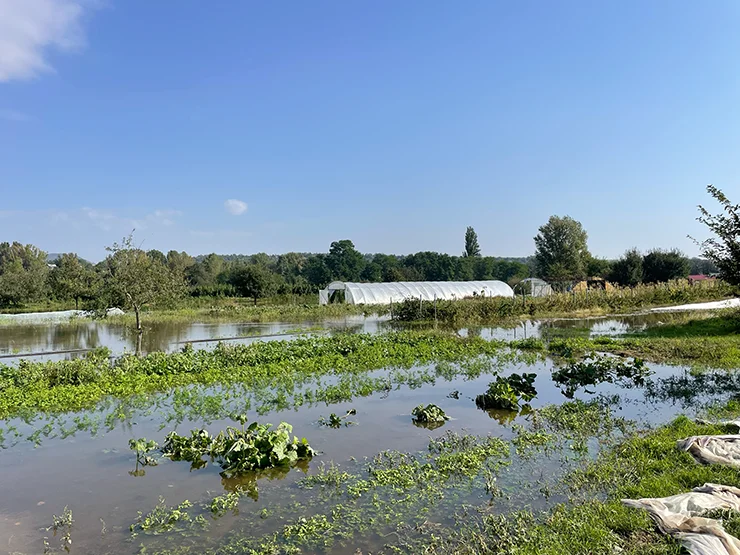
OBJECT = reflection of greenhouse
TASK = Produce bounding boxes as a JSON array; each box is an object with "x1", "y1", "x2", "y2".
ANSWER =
[
  {"x1": 514, "y1": 278, "x2": 553, "y2": 297},
  {"x1": 319, "y1": 280, "x2": 514, "y2": 305}
]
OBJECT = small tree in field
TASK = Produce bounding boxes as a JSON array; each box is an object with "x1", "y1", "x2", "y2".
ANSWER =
[
  {"x1": 103, "y1": 233, "x2": 185, "y2": 331},
  {"x1": 463, "y1": 226, "x2": 481, "y2": 257},
  {"x1": 695, "y1": 185, "x2": 740, "y2": 286},
  {"x1": 230, "y1": 264, "x2": 277, "y2": 306}
]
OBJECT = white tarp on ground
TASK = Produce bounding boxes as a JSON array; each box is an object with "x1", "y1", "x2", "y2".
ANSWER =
[
  {"x1": 623, "y1": 484, "x2": 740, "y2": 555},
  {"x1": 0, "y1": 308, "x2": 124, "y2": 323},
  {"x1": 318, "y1": 280, "x2": 514, "y2": 305},
  {"x1": 679, "y1": 435, "x2": 740, "y2": 469},
  {"x1": 651, "y1": 299, "x2": 740, "y2": 313}
]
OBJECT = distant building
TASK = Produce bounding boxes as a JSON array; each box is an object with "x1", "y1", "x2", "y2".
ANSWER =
[{"x1": 688, "y1": 274, "x2": 716, "y2": 284}]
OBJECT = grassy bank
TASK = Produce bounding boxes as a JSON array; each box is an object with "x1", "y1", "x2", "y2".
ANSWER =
[
  {"x1": 394, "y1": 280, "x2": 736, "y2": 324},
  {"x1": 412, "y1": 411, "x2": 740, "y2": 555},
  {"x1": 531, "y1": 309, "x2": 740, "y2": 368}
]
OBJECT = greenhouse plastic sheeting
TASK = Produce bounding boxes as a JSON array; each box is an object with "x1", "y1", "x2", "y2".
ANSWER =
[
  {"x1": 678, "y1": 435, "x2": 740, "y2": 469},
  {"x1": 623, "y1": 483, "x2": 740, "y2": 555},
  {"x1": 319, "y1": 280, "x2": 514, "y2": 305}
]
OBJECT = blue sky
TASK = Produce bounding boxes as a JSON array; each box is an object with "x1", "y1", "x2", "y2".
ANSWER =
[{"x1": 1, "y1": 0, "x2": 738, "y2": 261}]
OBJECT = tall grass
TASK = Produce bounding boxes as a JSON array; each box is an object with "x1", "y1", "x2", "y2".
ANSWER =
[{"x1": 394, "y1": 280, "x2": 736, "y2": 323}]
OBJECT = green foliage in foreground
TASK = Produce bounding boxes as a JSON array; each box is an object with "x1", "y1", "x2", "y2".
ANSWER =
[
  {"x1": 0, "y1": 331, "x2": 512, "y2": 418},
  {"x1": 162, "y1": 422, "x2": 315, "y2": 476}
]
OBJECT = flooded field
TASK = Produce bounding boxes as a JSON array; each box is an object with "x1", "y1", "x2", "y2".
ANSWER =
[
  {"x1": 0, "y1": 311, "x2": 732, "y2": 554},
  {"x1": 0, "y1": 311, "x2": 679, "y2": 363},
  {"x1": 0, "y1": 316, "x2": 391, "y2": 363}
]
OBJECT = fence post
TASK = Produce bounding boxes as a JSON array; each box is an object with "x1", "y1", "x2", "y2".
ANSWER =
[
  {"x1": 434, "y1": 294, "x2": 437, "y2": 323},
  {"x1": 419, "y1": 296, "x2": 423, "y2": 318}
]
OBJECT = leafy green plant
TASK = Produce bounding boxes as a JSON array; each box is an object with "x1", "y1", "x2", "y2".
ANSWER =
[
  {"x1": 475, "y1": 373, "x2": 537, "y2": 410},
  {"x1": 552, "y1": 355, "x2": 650, "y2": 398},
  {"x1": 208, "y1": 489, "x2": 245, "y2": 517},
  {"x1": 162, "y1": 421, "x2": 316, "y2": 477},
  {"x1": 130, "y1": 497, "x2": 207, "y2": 536},
  {"x1": 318, "y1": 408, "x2": 357, "y2": 428},
  {"x1": 129, "y1": 437, "x2": 159, "y2": 467},
  {"x1": 411, "y1": 404, "x2": 449, "y2": 428},
  {"x1": 46, "y1": 506, "x2": 74, "y2": 553}
]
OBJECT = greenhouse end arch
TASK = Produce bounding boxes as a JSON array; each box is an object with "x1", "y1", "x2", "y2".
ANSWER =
[{"x1": 318, "y1": 280, "x2": 514, "y2": 305}]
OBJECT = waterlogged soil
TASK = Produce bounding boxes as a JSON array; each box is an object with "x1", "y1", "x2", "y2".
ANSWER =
[{"x1": 0, "y1": 346, "x2": 729, "y2": 555}]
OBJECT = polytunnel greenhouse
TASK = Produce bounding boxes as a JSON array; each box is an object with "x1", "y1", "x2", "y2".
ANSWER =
[
  {"x1": 514, "y1": 278, "x2": 553, "y2": 298},
  {"x1": 319, "y1": 280, "x2": 514, "y2": 305}
]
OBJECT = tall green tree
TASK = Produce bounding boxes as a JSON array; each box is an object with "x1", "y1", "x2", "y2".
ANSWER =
[
  {"x1": 610, "y1": 248, "x2": 644, "y2": 287},
  {"x1": 229, "y1": 264, "x2": 278, "y2": 305},
  {"x1": 49, "y1": 253, "x2": 99, "y2": 309},
  {"x1": 326, "y1": 240, "x2": 365, "y2": 281},
  {"x1": 103, "y1": 234, "x2": 185, "y2": 331},
  {"x1": 463, "y1": 226, "x2": 481, "y2": 257},
  {"x1": 642, "y1": 249, "x2": 690, "y2": 283},
  {"x1": 533, "y1": 216, "x2": 590, "y2": 281},
  {"x1": 0, "y1": 242, "x2": 49, "y2": 306},
  {"x1": 695, "y1": 185, "x2": 740, "y2": 285},
  {"x1": 303, "y1": 255, "x2": 332, "y2": 288}
]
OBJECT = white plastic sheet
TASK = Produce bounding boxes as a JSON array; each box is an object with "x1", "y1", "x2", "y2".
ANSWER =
[
  {"x1": 318, "y1": 280, "x2": 514, "y2": 305},
  {"x1": 623, "y1": 484, "x2": 740, "y2": 555},
  {"x1": 678, "y1": 435, "x2": 740, "y2": 469}
]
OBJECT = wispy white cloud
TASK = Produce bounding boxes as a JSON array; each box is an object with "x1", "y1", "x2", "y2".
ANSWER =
[
  {"x1": 0, "y1": 0, "x2": 90, "y2": 82},
  {"x1": 224, "y1": 199, "x2": 248, "y2": 216},
  {"x1": 78, "y1": 207, "x2": 183, "y2": 231},
  {"x1": 0, "y1": 109, "x2": 30, "y2": 122},
  {"x1": 147, "y1": 209, "x2": 182, "y2": 227}
]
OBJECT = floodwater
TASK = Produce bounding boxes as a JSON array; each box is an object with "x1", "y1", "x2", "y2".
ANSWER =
[
  {"x1": 0, "y1": 315, "x2": 391, "y2": 363},
  {"x1": 0, "y1": 312, "x2": 725, "y2": 554},
  {"x1": 0, "y1": 311, "x2": 686, "y2": 363}
]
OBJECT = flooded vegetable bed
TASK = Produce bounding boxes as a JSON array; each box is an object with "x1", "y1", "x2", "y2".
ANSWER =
[{"x1": 0, "y1": 339, "x2": 733, "y2": 554}]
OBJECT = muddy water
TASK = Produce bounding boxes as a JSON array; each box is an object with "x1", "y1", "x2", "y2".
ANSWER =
[{"x1": 0, "y1": 351, "x2": 723, "y2": 555}]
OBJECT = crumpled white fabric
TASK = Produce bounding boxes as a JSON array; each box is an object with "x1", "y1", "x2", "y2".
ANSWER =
[
  {"x1": 678, "y1": 435, "x2": 740, "y2": 469},
  {"x1": 623, "y1": 484, "x2": 740, "y2": 555}
]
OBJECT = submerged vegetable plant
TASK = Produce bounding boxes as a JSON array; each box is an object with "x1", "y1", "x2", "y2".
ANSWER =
[
  {"x1": 129, "y1": 437, "x2": 159, "y2": 466},
  {"x1": 552, "y1": 354, "x2": 651, "y2": 398},
  {"x1": 162, "y1": 420, "x2": 316, "y2": 477},
  {"x1": 46, "y1": 506, "x2": 74, "y2": 553},
  {"x1": 130, "y1": 497, "x2": 207, "y2": 537},
  {"x1": 411, "y1": 404, "x2": 449, "y2": 429},
  {"x1": 318, "y1": 409, "x2": 357, "y2": 428},
  {"x1": 475, "y1": 373, "x2": 537, "y2": 410}
]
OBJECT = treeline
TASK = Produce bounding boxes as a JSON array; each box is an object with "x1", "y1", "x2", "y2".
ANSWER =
[
  {"x1": 0, "y1": 234, "x2": 714, "y2": 310},
  {"x1": 0, "y1": 238, "x2": 531, "y2": 309}
]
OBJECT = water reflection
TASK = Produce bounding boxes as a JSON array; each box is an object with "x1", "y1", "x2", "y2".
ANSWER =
[{"x1": 0, "y1": 316, "x2": 392, "y2": 363}]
